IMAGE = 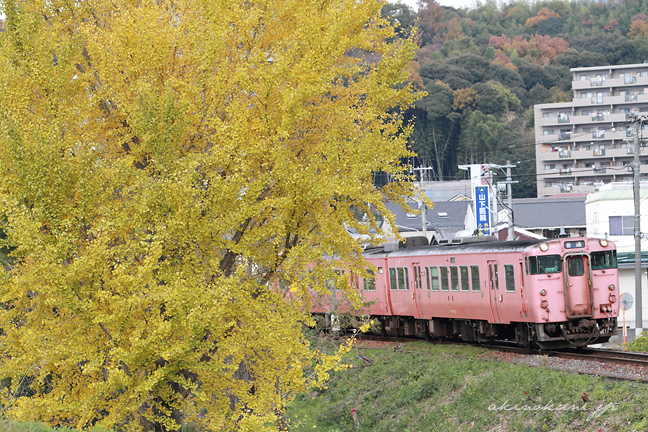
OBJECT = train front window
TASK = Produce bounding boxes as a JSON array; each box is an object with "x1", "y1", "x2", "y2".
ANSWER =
[
  {"x1": 528, "y1": 255, "x2": 562, "y2": 275},
  {"x1": 568, "y1": 257, "x2": 584, "y2": 277},
  {"x1": 591, "y1": 250, "x2": 618, "y2": 270}
]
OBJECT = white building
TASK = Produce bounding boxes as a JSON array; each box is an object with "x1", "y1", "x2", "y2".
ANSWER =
[
  {"x1": 534, "y1": 63, "x2": 648, "y2": 198},
  {"x1": 586, "y1": 182, "x2": 648, "y2": 338}
]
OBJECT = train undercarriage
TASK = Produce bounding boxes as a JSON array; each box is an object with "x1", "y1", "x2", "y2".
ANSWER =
[{"x1": 370, "y1": 315, "x2": 618, "y2": 349}]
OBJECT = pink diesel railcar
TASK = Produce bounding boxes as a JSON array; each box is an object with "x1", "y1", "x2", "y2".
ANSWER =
[{"x1": 342, "y1": 237, "x2": 619, "y2": 349}]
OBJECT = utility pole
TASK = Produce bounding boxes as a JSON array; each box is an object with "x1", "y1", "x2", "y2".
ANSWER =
[
  {"x1": 633, "y1": 116, "x2": 643, "y2": 335},
  {"x1": 498, "y1": 161, "x2": 518, "y2": 241},
  {"x1": 413, "y1": 166, "x2": 433, "y2": 238}
]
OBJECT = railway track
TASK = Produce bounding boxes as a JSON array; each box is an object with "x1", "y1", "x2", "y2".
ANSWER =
[{"x1": 356, "y1": 334, "x2": 648, "y2": 381}]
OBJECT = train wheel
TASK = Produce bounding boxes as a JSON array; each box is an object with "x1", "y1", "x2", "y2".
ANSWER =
[{"x1": 515, "y1": 323, "x2": 532, "y2": 348}]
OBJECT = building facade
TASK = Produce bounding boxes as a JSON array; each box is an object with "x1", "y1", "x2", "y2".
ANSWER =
[{"x1": 534, "y1": 63, "x2": 648, "y2": 198}]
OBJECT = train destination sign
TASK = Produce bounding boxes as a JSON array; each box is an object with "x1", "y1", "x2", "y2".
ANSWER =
[{"x1": 564, "y1": 240, "x2": 585, "y2": 249}]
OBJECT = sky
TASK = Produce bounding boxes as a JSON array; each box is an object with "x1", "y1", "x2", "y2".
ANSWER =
[{"x1": 399, "y1": 0, "x2": 479, "y2": 12}]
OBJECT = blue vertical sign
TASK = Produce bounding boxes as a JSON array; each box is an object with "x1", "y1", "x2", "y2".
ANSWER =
[{"x1": 476, "y1": 186, "x2": 489, "y2": 236}]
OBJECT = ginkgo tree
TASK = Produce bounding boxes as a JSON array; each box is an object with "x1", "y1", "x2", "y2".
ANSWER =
[{"x1": 0, "y1": 0, "x2": 419, "y2": 431}]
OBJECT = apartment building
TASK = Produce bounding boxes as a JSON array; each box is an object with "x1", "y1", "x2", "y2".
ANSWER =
[{"x1": 534, "y1": 63, "x2": 648, "y2": 197}]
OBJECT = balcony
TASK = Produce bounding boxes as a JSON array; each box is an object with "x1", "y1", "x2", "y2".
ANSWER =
[
  {"x1": 591, "y1": 113, "x2": 605, "y2": 121},
  {"x1": 594, "y1": 166, "x2": 607, "y2": 173},
  {"x1": 625, "y1": 94, "x2": 638, "y2": 102},
  {"x1": 559, "y1": 150, "x2": 571, "y2": 158},
  {"x1": 592, "y1": 130, "x2": 605, "y2": 139},
  {"x1": 558, "y1": 115, "x2": 570, "y2": 123},
  {"x1": 558, "y1": 132, "x2": 571, "y2": 140},
  {"x1": 625, "y1": 77, "x2": 637, "y2": 84},
  {"x1": 560, "y1": 168, "x2": 572, "y2": 175},
  {"x1": 591, "y1": 96, "x2": 604, "y2": 104},
  {"x1": 626, "y1": 111, "x2": 637, "y2": 120},
  {"x1": 593, "y1": 148, "x2": 606, "y2": 156},
  {"x1": 591, "y1": 78, "x2": 605, "y2": 86}
]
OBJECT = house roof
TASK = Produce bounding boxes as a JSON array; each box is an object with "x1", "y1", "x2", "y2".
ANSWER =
[
  {"x1": 511, "y1": 196, "x2": 587, "y2": 229},
  {"x1": 383, "y1": 201, "x2": 470, "y2": 231},
  {"x1": 585, "y1": 188, "x2": 648, "y2": 203}
]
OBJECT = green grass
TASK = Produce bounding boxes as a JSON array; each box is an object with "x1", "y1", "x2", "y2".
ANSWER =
[
  {"x1": 623, "y1": 332, "x2": 648, "y2": 352},
  {"x1": 288, "y1": 340, "x2": 648, "y2": 432},
  {"x1": 0, "y1": 418, "x2": 81, "y2": 432}
]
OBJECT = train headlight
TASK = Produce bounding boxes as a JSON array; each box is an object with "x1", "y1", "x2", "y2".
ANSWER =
[
  {"x1": 600, "y1": 239, "x2": 608, "y2": 247},
  {"x1": 539, "y1": 243, "x2": 549, "y2": 252},
  {"x1": 540, "y1": 289, "x2": 547, "y2": 296},
  {"x1": 609, "y1": 284, "x2": 615, "y2": 291},
  {"x1": 609, "y1": 294, "x2": 617, "y2": 303}
]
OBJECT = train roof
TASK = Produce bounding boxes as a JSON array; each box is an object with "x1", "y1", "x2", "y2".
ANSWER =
[{"x1": 363, "y1": 239, "x2": 547, "y2": 258}]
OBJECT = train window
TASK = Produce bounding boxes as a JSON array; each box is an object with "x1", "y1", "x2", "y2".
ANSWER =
[
  {"x1": 568, "y1": 257, "x2": 585, "y2": 277},
  {"x1": 525, "y1": 257, "x2": 529, "y2": 275},
  {"x1": 430, "y1": 267, "x2": 439, "y2": 291},
  {"x1": 450, "y1": 266, "x2": 459, "y2": 291},
  {"x1": 389, "y1": 267, "x2": 397, "y2": 290},
  {"x1": 460, "y1": 266, "x2": 469, "y2": 291},
  {"x1": 528, "y1": 255, "x2": 562, "y2": 274},
  {"x1": 413, "y1": 266, "x2": 419, "y2": 290},
  {"x1": 397, "y1": 268, "x2": 406, "y2": 290},
  {"x1": 493, "y1": 265, "x2": 499, "y2": 290},
  {"x1": 591, "y1": 250, "x2": 618, "y2": 269},
  {"x1": 365, "y1": 269, "x2": 376, "y2": 291},
  {"x1": 404, "y1": 268, "x2": 410, "y2": 290},
  {"x1": 425, "y1": 267, "x2": 430, "y2": 290},
  {"x1": 504, "y1": 265, "x2": 515, "y2": 292},
  {"x1": 471, "y1": 266, "x2": 480, "y2": 291},
  {"x1": 440, "y1": 266, "x2": 449, "y2": 291}
]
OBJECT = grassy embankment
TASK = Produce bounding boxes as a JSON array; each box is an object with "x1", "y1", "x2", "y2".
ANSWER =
[
  {"x1": 288, "y1": 338, "x2": 648, "y2": 432},
  {"x1": 4, "y1": 337, "x2": 648, "y2": 432}
]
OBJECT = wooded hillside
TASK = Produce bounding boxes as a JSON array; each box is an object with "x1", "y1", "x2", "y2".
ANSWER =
[{"x1": 386, "y1": 0, "x2": 648, "y2": 197}]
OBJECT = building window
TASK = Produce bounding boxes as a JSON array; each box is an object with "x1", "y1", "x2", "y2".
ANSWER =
[
  {"x1": 582, "y1": 110, "x2": 593, "y2": 115},
  {"x1": 609, "y1": 215, "x2": 634, "y2": 236},
  {"x1": 542, "y1": 112, "x2": 554, "y2": 118},
  {"x1": 580, "y1": 75, "x2": 590, "y2": 80},
  {"x1": 543, "y1": 130, "x2": 555, "y2": 135},
  {"x1": 544, "y1": 164, "x2": 555, "y2": 170}
]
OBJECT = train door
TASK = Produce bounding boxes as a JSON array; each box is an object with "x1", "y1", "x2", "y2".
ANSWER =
[
  {"x1": 564, "y1": 253, "x2": 593, "y2": 318},
  {"x1": 519, "y1": 260, "x2": 529, "y2": 319},
  {"x1": 412, "y1": 262, "x2": 423, "y2": 318},
  {"x1": 487, "y1": 260, "x2": 502, "y2": 323}
]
